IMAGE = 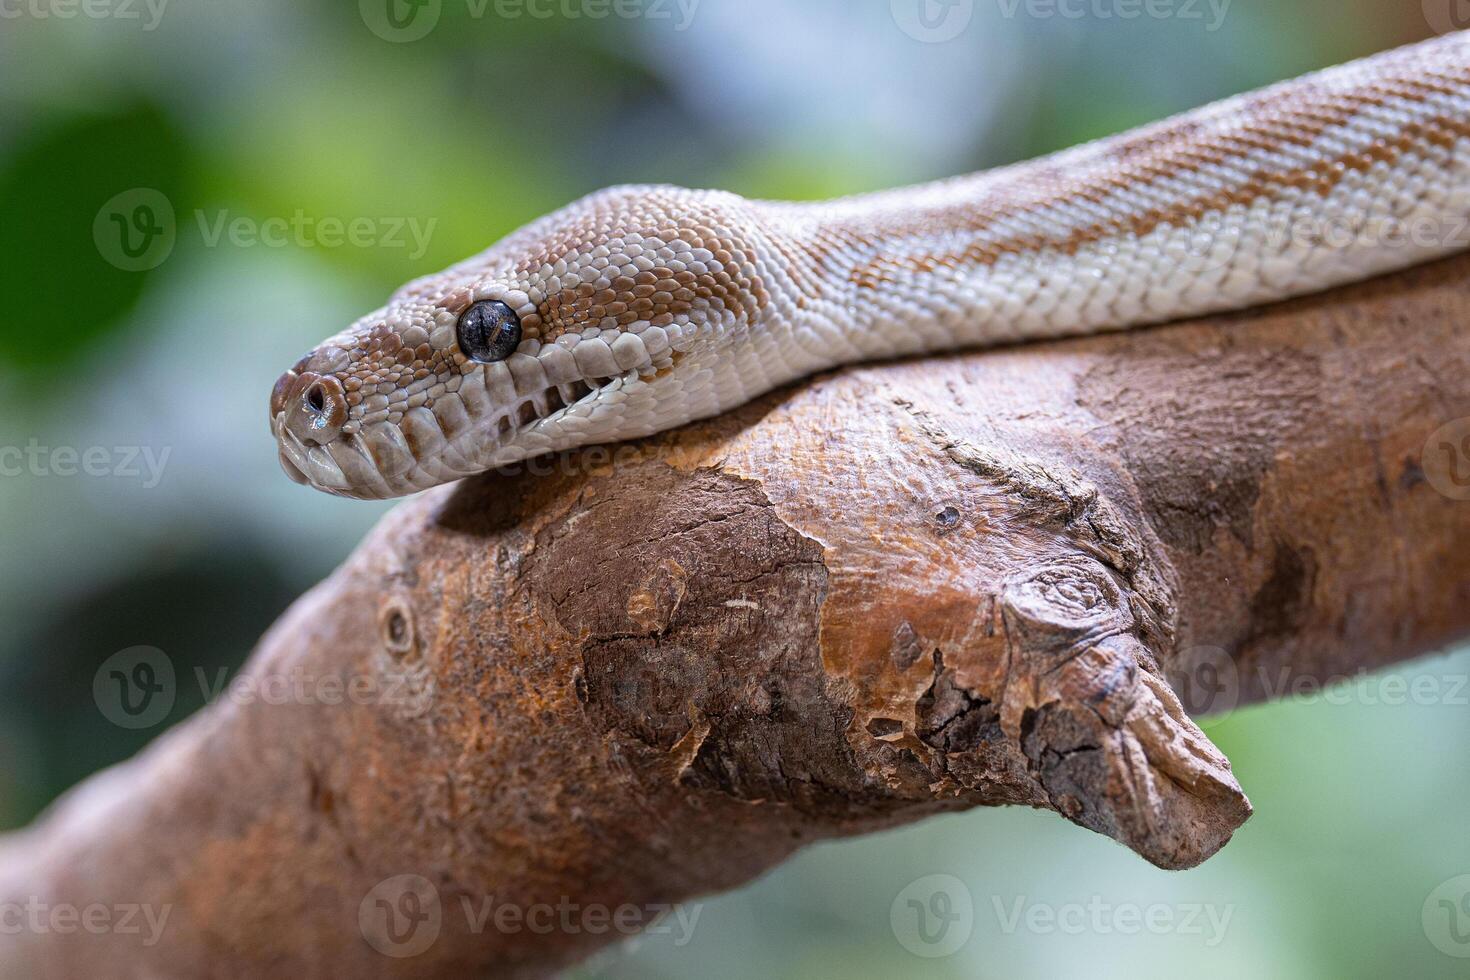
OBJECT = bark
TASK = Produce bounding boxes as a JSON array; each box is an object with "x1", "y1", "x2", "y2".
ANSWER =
[{"x1": 4, "y1": 252, "x2": 1470, "y2": 978}]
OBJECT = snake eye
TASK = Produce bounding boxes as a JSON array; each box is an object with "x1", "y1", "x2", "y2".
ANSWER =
[{"x1": 456, "y1": 300, "x2": 522, "y2": 363}]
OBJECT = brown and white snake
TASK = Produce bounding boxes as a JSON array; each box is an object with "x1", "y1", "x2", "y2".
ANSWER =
[{"x1": 272, "y1": 31, "x2": 1470, "y2": 500}]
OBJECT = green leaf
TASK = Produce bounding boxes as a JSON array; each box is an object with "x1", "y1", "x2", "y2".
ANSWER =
[{"x1": 0, "y1": 103, "x2": 190, "y2": 373}]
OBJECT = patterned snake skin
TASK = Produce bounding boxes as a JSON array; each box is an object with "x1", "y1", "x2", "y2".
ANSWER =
[{"x1": 273, "y1": 32, "x2": 1470, "y2": 499}]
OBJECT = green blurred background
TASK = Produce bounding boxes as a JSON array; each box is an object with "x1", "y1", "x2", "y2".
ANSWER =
[{"x1": 2, "y1": 0, "x2": 1469, "y2": 976}]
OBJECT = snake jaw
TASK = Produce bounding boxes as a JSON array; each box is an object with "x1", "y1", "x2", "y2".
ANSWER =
[
  {"x1": 273, "y1": 184, "x2": 774, "y2": 497},
  {"x1": 271, "y1": 339, "x2": 681, "y2": 499}
]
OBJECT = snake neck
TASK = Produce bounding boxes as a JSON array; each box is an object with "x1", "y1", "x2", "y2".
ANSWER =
[{"x1": 747, "y1": 29, "x2": 1470, "y2": 376}]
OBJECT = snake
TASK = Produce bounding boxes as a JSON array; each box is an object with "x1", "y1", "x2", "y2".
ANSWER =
[{"x1": 272, "y1": 31, "x2": 1470, "y2": 500}]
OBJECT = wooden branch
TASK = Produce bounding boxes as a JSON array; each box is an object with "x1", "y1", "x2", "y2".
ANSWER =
[{"x1": 5, "y1": 253, "x2": 1470, "y2": 978}]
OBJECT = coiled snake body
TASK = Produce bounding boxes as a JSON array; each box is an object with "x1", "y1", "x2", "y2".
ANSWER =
[{"x1": 273, "y1": 32, "x2": 1470, "y2": 499}]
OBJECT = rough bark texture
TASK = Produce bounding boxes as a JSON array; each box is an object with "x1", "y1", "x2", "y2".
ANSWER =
[{"x1": 4, "y1": 253, "x2": 1470, "y2": 978}]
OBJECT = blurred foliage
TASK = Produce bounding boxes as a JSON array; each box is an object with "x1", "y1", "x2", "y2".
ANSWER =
[
  {"x1": 0, "y1": 103, "x2": 189, "y2": 372},
  {"x1": 1, "y1": 544, "x2": 298, "y2": 822}
]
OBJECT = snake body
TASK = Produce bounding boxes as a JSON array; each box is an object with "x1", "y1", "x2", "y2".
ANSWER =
[{"x1": 273, "y1": 32, "x2": 1470, "y2": 499}]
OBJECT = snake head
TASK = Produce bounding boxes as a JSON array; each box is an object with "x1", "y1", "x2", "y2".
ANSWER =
[{"x1": 270, "y1": 185, "x2": 775, "y2": 499}]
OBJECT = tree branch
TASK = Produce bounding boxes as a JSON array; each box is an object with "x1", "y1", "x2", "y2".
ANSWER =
[{"x1": 5, "y1": 253, "x2": 1470, "y2": 978}]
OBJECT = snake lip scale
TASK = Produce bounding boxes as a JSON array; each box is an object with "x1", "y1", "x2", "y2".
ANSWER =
[
  {"x1": 273, "y1": 32, "x2": 1470, "y2": 500},
  {"x1": 273, "y1": 361, "x2": 635, "y2": 496}
]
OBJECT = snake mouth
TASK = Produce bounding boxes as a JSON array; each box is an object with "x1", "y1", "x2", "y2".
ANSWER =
[{"x1": 273, "y1": 368, "x2": 638, "y2": 500}]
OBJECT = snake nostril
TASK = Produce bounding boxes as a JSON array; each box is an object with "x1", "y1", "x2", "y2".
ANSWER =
[
  {"x1": 281, "y1": 373, "x2": 346, "y2": 445},
  {"x1": 305, "y1": 382, "x2": 327, "y2": 415}
]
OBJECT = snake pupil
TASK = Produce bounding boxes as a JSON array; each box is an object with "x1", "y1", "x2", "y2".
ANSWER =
[{"x1": 457, "y1": 300, "x2": 522, "y2": 363}]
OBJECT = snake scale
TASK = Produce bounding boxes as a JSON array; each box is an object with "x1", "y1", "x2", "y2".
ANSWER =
[{"x1": 272, "y1": 31, "x2": 1470, "y2": 499}]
